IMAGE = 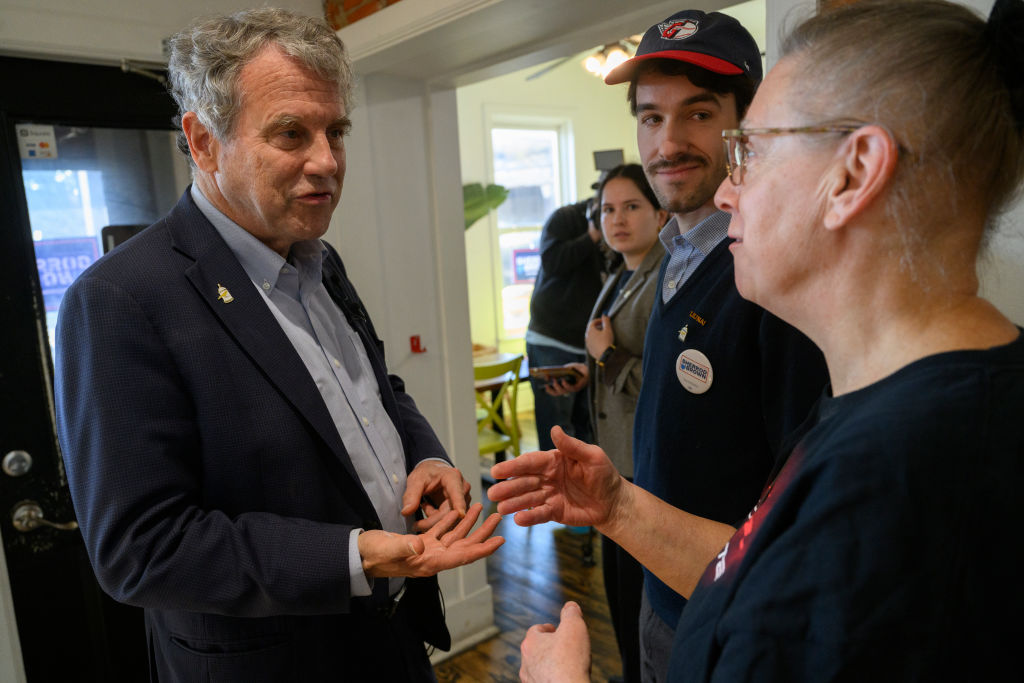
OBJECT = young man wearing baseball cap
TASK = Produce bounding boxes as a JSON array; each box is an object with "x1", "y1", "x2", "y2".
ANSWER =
[
  {"x1": 491, "y1": 11, "x2": 827, "y2": 683},
  {"x1": 608, "y1": 11, "x2": 826, "y2": 681}
]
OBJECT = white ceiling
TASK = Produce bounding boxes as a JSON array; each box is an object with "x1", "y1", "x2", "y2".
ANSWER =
[{"x1": 339, "y1": 0, "x2": 743, "y2": 88}]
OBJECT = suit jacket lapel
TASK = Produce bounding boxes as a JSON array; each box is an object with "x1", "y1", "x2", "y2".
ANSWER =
[
  {"x1": 606, "y1": 246, "x2": 663, "y2": 319},
  {"x1": 590, "y1": 268, "x2": 622, "y2": 322},
  {"x1": 166, "y1": 192, "x2": 365, "y2": 489}
]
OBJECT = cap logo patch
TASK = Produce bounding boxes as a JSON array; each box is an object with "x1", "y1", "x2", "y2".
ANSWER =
[{"x1": 659, "y1": 19, "x2": 699, "y2": 40}]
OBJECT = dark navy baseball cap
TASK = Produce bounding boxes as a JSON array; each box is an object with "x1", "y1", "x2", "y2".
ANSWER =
[{"x1": 605, "y1": 10, "x2": 762, "y2": 85}]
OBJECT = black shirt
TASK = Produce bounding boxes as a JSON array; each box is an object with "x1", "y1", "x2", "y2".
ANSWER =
[{"x1": 671, "y1": 332, "x2": 1024, "y2": 682}]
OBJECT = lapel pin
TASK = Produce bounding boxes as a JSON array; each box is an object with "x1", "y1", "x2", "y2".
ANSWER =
[
  {"x1": 678, "y1": 324, "x2": 688, "y2": 342},
  {"x1": 217, "y1": 284, "x2": 235, "y2": 303}
]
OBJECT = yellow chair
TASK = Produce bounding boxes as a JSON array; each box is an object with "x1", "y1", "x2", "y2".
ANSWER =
[{"x1": 474, "y1": 354, "x2": 524, "y2": 459}]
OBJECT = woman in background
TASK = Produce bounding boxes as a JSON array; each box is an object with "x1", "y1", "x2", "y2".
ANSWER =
[{"x1": 547, "y1": 162, "x2": 665, "y2": 683}]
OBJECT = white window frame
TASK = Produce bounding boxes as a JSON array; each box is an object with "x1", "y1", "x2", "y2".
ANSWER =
[{"x1": 483, "y1": 106, "x2": 575, "y2": 342}]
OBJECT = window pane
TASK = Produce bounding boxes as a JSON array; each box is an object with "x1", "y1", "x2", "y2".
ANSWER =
[
  {"x1": 491, "y1": 128, "x2": 560, "y2": 229},
  {"x1": 497, "y1": 230, "x2": 540, "y2": 338},
  {"x1": 499, "y1": 231, "x2": 541, "y2": 287},
  {"x1": 20, "y1": 124, "x2": 189, "y2": 351}
]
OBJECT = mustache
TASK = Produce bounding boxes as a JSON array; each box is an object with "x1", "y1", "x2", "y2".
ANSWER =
[{"x1": 647, "y1": 154, "x2": 708, "y2": 174}]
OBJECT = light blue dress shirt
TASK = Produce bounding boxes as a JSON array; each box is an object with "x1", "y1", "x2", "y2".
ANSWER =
[
  {"x1": 659, "y1": 210, "x2": 731, "y2": 303},
  {"x1": 191, "y1": 185, "x2": 421, "y2": 597}
]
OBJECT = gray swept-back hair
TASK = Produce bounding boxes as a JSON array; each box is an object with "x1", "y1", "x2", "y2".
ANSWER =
[
  {"x1": 781, "y1": 0, "x2": 1024, "y2": 234},
  {"x1": 167, "y1": 7, "x2": 353, "y2": 161}
]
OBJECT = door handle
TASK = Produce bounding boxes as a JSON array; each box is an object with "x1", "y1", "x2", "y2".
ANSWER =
[{"x1": 10, "y1": 500, "x2": 79, "y2": 532}]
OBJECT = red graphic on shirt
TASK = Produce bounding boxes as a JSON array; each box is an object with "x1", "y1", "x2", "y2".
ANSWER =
[{"x1": 701, "y1": 444, "x2": 807, "y2": 586}]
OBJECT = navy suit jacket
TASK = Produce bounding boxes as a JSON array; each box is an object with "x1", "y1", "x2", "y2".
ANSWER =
[{"x1": 55, "y1": 190, "x2": 449, "y2": 681}]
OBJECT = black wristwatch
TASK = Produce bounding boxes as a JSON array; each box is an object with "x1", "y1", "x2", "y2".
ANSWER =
[{"x1": 596, "y1": 344, "x2": 617, "y2": 368}]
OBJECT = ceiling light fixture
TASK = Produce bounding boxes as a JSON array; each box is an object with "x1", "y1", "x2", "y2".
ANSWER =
[
  {"x1": 581, "y1": 40, "x2": 637, "y2": 79},
  {"x1": 601, "y1": 45, "x2": 630, "y2": 78}
]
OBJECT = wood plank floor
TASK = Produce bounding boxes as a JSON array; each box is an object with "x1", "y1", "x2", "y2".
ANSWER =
[{"x1": 434, "y1": 416, "x2": 623, "y2": 683}]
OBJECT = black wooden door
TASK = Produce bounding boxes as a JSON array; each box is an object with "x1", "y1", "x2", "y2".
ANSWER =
[{"x1": 0, "y1": 56, "x2": 187, "y2": 682}]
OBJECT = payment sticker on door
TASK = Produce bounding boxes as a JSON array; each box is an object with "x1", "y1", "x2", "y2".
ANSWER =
[{"x1": 15, "y1": 123, "x2": 57, "y2": 159}]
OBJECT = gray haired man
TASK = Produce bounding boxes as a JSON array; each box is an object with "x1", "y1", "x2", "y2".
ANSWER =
[{"x1": 55, "y1": 8, "x2": 502, "y2": 682}]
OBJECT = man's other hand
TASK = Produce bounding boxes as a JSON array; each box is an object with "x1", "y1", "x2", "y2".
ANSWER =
[{"x1": 402, "y1": 460, "x2": 472, "y2": 532}]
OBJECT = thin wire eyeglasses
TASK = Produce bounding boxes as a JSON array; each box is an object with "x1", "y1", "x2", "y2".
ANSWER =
[{"x1": 722, "y1": 125, "x2": 862, "y2": 186}]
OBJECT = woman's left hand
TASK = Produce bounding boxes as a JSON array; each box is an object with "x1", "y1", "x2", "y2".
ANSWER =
[{"x1": 585, "y1": 315, "x2": 614, "y2": 359}]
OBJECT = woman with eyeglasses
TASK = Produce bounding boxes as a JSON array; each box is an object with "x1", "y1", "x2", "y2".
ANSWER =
[{"x1": 490, "y1": 1, "x2": 1024, "y2": 681}]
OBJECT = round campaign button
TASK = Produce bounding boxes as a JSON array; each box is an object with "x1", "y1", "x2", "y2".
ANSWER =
[{"x1": 675, "y1": 349, "x2": 713, "y2": 394}]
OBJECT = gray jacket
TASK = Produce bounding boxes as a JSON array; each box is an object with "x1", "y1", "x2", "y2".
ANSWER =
[{"x1": 587, "y1": 246, "x2": 664, "y2": 478}]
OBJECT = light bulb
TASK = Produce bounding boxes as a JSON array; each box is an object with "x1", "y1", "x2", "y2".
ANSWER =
[
  {"x1": 601, "y1": 47, "x2": 629, "y2": 78},
  {"x1": 584, "y1": 53, "x2": 605, "y2": 75},
  {"x1": 606, "y1": 46, "x2": 629, "y2": 64}
]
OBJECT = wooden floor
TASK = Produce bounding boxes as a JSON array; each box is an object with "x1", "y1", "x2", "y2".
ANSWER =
[{"x1": 434, "y1": 415, "x2": 623, "y2": 683}]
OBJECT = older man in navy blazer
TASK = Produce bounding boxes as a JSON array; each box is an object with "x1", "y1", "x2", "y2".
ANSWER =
[{"x1": 54, "y1": 8, "x2": 502, "y2": 682}]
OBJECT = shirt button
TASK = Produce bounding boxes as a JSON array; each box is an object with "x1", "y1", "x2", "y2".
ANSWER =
[
  {"x1": 333, "y1": 358, "x2": 341, "y2": 368},
  {"x1": 362, "y1": 417, "x2": 370, "y2": 426},
  {"x1": 262, "y1": 281, "x2": 271, "y2": 290},
  {"x1": 391, "y1": 473, "x2": 399, "y2": 484},
  {"x1": 667, "y1": 281, "x2": 676, "y2": 289}
]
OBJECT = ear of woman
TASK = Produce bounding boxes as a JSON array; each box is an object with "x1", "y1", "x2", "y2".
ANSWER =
[{"x1": 823, "y1": 125, "x2": 900, "y2": 231}]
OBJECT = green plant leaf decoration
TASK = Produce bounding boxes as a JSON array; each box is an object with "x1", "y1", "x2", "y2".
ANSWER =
[{"x1": 464, "y1": 183, "x2": 509, "y2": 230}]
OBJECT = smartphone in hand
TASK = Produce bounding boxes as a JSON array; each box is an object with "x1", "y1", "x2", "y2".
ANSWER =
[{"x1": 529, "y1": 365, "x2": 583, "y2": 386}]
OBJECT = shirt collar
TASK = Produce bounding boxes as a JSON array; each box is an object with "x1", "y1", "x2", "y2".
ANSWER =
[
  {"x1": 658, "y1": 210, "x2": 731, "y2": 257},
  {"x1": 190, "y1": 184, "x2": 325, "y2": 294}
]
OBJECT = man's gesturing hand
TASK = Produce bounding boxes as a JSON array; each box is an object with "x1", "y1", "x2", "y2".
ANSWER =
[{"x1": 487, "y1": 425, "x2": 625, "y2": 529}]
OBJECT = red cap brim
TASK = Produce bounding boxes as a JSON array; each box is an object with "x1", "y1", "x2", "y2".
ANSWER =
[{"x1": 604, "y1": 50, "x2": 744, "y2": 85}]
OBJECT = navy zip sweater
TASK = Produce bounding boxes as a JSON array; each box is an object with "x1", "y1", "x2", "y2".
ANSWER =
[{"x1": 633, "y1": 237, "x2": 827, "y2": 629}]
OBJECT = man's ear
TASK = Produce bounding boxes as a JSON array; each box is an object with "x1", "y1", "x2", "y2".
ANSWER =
[
  {"x1": 823, "y1": 125, "x2": 899, "y2": 230},
  {"x1": 181, "y1": 112, "x2": 219, "y2": 173}
]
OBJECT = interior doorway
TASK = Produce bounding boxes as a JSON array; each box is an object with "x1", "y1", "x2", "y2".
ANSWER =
[{"x1": 454, "y1": 0, "x2": 766, "y2": 425}]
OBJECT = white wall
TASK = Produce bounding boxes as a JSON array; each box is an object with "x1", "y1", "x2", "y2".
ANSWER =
[
  {"x1": 327, "y1": 72, "x2": 496, "y2": 657},
  {"x1": 983, "y1": 210, "x2": 1024, "y2": 325}
]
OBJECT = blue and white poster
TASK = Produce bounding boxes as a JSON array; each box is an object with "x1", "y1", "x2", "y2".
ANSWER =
[{"x1": 35, "y1": 238, "x2": 99, "y2": 311}]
